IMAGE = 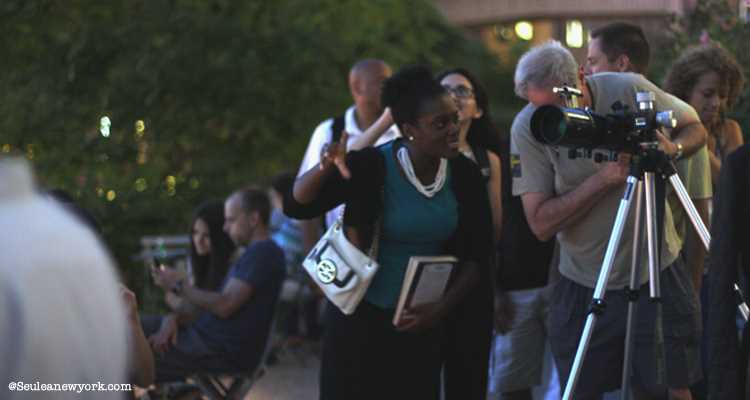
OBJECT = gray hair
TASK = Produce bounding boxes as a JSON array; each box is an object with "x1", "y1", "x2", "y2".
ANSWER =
[{"x1": 514, "y1": 41, "x2": 578, "y2": 100}]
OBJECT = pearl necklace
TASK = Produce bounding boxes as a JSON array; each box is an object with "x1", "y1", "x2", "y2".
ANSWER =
[{"x1": 396, "y1": 146, "x2": 447, "y2": 198}]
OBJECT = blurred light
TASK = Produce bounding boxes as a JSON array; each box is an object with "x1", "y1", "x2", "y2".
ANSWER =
[
  {"x1": 566, "y1": 20, "x2": 584, "y2": 48},
  {"x1": 166, "y1": 175, "x2": 177, "y2": 196},
  {"x1": 515, "y1": 21, "x2": 534, "y2": 41},
  {"x1": 2, "y1": 144, "x2": 10, "y2": 153},
  {"x1": 26, "y1": 144, "x2": 34, "y2": 160},
  {"x1": 135, "y1": 120, "x2": 145, "y2": 138},
  {"x1": 96, "y1": 187, "x2": 104, "y2": 197},
  {"x1": 189, "y1": 178, "x2": 200, "y2": 190},
  {"x1": 100, "y1": 116, "x2": 111, "y2": 137},
  {"x1": 134, "y1": 178, "x2": 148, "y2": 192},
  {"x1": 106, "y1": 190, "x2": 116, "y2": 201}
]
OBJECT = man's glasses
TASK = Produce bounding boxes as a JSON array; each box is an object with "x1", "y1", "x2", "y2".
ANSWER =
[{"x1": 442, "y1": 84, "x2": 475, "y2": 99}]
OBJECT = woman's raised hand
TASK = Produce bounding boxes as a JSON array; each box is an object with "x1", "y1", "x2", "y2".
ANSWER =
[{"x1": 320, "y1": 130, "x2": 351, "y2": 179}]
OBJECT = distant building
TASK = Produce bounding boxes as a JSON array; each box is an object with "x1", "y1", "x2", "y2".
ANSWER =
[{"x1": 431, "y1": 0, "x2": 713, "y2": 63}]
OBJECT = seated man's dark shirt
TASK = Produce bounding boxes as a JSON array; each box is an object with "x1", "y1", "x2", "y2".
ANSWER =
[{"x1": 192, "y1": 239, "x2": 285, "y2": 370}]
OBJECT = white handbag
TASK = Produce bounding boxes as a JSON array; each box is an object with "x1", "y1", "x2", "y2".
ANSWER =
[{"x1": 302, "y1": 215, "x2": 381, "y2": 315}]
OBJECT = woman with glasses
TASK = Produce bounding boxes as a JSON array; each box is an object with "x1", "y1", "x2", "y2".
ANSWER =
[
  {"x1": 285, "y1": 65, "x2": 494, "y2": 400},
  {"x1": 436, "y1": 68, "x2": 500, "y2": 399},
  {"x1": 437, "y1": 68, "x2": 503, "y2": 241}
]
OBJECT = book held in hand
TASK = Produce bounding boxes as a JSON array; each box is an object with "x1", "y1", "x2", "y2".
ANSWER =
[{"x1": 392, "y1": 255, "x2": 457, "y2": 326}]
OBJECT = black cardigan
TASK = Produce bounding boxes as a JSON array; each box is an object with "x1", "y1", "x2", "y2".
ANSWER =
[
  {"x1": 284, "y1": 142, "x2": 494, "y2": 291},
  {"x1": 708, "y1": 143, "x2": 750, "y2": 400}
]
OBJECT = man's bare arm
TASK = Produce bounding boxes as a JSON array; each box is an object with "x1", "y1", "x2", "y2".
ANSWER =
[{"x1": 521, "y1": 155, "x2": 630, "y2": 241}]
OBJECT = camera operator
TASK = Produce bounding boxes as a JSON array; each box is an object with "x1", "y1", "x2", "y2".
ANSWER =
[{"x1": 511, "y1": 41, "x2": 707, "y2": 399}]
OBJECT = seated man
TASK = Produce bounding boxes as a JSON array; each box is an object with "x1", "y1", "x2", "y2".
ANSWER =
[{"x1": 147, "y1": 186, "x2": 286, "y2": 382}]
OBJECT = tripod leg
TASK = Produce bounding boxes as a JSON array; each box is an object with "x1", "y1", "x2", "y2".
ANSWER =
[
  {"x1": 670, "y1": 172, "x2": 750, "y2": 321},
  {"x1": 644, "y1": 172, "x2": 661, "y2": 300},
  {"x1": 621, "y1": 181, "x2": 645, "y2": 400},
  {"x1": 644, "y1": 172, "x2": 665, "y2": 386},
  {"x1": 562, "y1": 176, "x2": 639, "y2": 400},
  {"x1": 667, "y1": 173, "x2": 710, "y2": 251}
]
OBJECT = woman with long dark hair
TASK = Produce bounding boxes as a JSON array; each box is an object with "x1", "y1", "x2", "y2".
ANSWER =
[
  {"x1": 437, "y1": 67, "x2": 502, "y2": 241},
  {"x1": 149, "y1": 200, "x2": 236, "y2": 350},
  {"x1": 285, "y1": 65, "x2": 494, "y2": 399},
  {"x1": 435, "y1": 68, "x2": 500, "y2": 399},
  {"x1": 188, "y1": 200, "x2": 236, "y2": 291}
]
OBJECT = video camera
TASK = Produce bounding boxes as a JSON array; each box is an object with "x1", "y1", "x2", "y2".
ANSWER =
[{"x1": 530, "y1": 87, "x2": 677, "y2": 156}]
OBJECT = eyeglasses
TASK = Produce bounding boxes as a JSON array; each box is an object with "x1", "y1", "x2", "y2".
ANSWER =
[{"x1": 442, "y1": 84, "x2": 475, "y2": 99}]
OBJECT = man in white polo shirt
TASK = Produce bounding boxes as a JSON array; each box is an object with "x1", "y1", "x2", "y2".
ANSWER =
[{"x1": 297, "y1": 58, "x2": 399, "y2": 231}]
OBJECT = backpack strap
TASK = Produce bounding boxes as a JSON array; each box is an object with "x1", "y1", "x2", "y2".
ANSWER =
[
  {"x1": 470, "y1": 144, "x2": 491, "y2": 184},
  {"x1": 330, "y1": 115, "x2": 346, "y2": 143},
  {"x1": 322, "y1": 115, "x2": 346, "y2": 231}
]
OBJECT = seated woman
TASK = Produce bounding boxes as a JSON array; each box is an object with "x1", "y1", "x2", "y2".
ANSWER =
[
  {"x1": 147, "y1": 200, "x2": 236, "y2": 351},
  {"x1": 284, "y1": 65, "x2": 494, "y2": 399}
]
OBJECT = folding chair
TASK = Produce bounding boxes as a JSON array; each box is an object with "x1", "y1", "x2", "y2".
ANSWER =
[{"x1": 191, "y1": 302, "x2": 281, "y2": 400}]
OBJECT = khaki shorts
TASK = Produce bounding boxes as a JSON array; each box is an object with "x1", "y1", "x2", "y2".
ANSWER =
[{"x1": 549, "y1": 258, "x2": 702, "y2": 398}]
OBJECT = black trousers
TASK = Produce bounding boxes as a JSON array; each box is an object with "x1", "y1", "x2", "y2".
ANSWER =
[
  {"x1": 319, "y1": 301, "x2": 443, "y2": 400},
  {"x1": 442, "y1": 289, "x2": 494, "y2": 400}
]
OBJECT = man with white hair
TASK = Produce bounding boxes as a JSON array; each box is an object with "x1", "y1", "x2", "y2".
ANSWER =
[
  {"x1": 0, "y1": 157, "x2": 129, "y2": 399},
  {"x1": 510, "y1": 41, "x2": 706, "y2": 399}
]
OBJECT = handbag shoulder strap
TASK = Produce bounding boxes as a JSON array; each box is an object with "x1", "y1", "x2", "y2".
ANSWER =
[
  {"x1": 366, "y1": 184, "x2": 385, "y2": 261},
  {"x1": 368, "y1": 213, "x2": 382, "y2": 261}
]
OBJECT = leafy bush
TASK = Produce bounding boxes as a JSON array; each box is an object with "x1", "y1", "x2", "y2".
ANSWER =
[{"x1": 0, "y1": 0, "x2": 513, "y2": 301}]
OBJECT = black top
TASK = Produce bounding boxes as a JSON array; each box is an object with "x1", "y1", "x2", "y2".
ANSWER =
[
  {"x1": 708, "y1": 143, "x2": 750, "y2": 400},
  {"x1": 283, "y1": 140, "x2": 495, "y2": 302},
  {"x1": 496, "y1": 137, "x2": 555, "y2": 291}
]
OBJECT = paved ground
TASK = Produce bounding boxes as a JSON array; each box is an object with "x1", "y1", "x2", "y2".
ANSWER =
[
  {"x1": 134, "y1": 338, "x2": 621, "y2": 399},
  {"x1": 244, "y1": 341, "x2": 321, "y2": 400}
]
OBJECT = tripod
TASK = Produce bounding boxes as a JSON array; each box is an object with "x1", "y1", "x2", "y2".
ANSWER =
[{"x1": 562, "y1": 144, "x2": 711, "y2": 400}]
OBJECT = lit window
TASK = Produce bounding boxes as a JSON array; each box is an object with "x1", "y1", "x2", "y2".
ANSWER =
[
  {"x1": 515, "y1": 21, "x2": 534, "y2": 41},
  {"x1": 566, "y1": 20, "x2": 584, "y2": 48}
]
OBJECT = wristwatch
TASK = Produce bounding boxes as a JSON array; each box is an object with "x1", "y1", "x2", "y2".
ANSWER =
[
  {"x1": 673, "y1": 141, "x2": 684, "y2": 160},
  {"x1": 171, "y1": 279, "x2": 185, "y2": 295}
]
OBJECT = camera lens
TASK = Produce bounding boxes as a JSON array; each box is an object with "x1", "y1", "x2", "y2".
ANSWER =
[{"x1": 531, "y1": 105, "x2": 567, "y2": 145}]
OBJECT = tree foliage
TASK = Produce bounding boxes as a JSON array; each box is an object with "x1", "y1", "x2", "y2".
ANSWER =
[{"x1": 0, "y1": 0, "x2": 512, "y2": 295}]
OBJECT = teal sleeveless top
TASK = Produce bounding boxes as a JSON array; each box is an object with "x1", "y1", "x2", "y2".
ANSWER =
[{"x1": 364, "y1": 142, "x2": 459, "y2": 309}]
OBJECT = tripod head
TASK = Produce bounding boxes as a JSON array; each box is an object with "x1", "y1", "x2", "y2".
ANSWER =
[{"x1": 628, "y1": 141, "x2": 679, "y2": 179}]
